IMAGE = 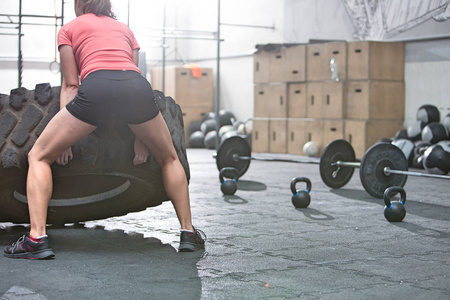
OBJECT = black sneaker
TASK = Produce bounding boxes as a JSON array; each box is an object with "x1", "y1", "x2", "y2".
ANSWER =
[
  {"x1": 4, "y1": 235, "x2": 55, "y2": 260},
  {"x1": 179, "y1": 227, "x2": 206, "y2": 252}
]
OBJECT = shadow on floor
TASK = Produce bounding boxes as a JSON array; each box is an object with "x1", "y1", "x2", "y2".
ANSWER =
[
  {"x1": 237, "y1": 179, "x2": 266, "y2": 191},
  {"x1": 1, "y1": 224, "x2": 203, "y2": 299}
]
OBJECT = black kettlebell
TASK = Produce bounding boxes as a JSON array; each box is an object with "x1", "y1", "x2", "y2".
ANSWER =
[
  {"x1": 383, "y1": 186, "x2": 407, "y2": 222},
  {"x1": 219, "y1": 167, "x2": 238, "y2": 195},
  {"x1": 290, "y1": 177, "x2": 312, "y2": 208}
]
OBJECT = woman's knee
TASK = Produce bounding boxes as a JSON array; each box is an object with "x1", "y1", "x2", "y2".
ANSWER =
[{"x1": 27, "y1": 145, "x2": 51, "y2": 165}]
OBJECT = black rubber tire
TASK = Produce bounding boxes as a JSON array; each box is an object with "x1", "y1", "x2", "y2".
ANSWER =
[{"x1": 0, "y1": 83, "x2": 189, "y2": 224}]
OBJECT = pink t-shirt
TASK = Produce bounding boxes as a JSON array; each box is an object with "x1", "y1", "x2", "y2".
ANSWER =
[{"x1": 58, "y1": 13, "x2": 140, "y2": 81}]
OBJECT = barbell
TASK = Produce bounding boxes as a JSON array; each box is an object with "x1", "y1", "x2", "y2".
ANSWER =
[{"x1": 214, "y1": 136, "x2": 450, "y2": 198}]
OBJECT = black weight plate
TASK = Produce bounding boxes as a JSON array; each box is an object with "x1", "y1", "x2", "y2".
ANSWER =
[
  {"x1": 320, "y1": 139, "x2": 356, "y2": 189},
  {"x1": 360, "y1": 143, "x2": 408, "y2": 199},
  {"x1": 216, "y1": 135, "x2": 251, "y2": 178}
]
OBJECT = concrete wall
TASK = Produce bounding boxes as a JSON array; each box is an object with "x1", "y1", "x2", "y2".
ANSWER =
[{"x1": 1, "y1": 0, "x2": 449, "y2": 127}]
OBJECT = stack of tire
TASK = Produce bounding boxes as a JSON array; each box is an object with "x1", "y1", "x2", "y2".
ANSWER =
[
  {"x1": 392, "y1": 104, "x2": 450, "y2": 175},
  {"x1": 188, "y1": 109, "x2": 252, "y2": 150}
]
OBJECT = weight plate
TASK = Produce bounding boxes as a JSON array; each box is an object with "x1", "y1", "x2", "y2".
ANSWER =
[
  {"x1": 320, "y1": 139, "x2": 356, "y2": 189},
  {"x1": 360, "y1": 143, "x2": 408, "y2": 199},
  {"x1": 216, "y1": 135, "x2": 251, "y2": 178}
]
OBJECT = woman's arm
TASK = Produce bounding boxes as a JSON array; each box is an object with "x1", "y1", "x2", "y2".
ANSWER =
[
  {"x1": 56, "y1": 45, "x2": 80, "y2": 165},
  {"x1": 131, "y1": 48, "x2": 152, "y2": 165},
  {"x1": 59, "y1": 45, "x2": 79, "y2": 109}
]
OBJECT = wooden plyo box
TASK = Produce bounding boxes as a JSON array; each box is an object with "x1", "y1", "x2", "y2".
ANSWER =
[
  {"x1": 344, "y1": 119, "x2": 403, "y2": 159},
  {"x1": 347, "y1": 41, "x2": 405, "y2": 81},
  {"x1": 346, "y1": 80, "x2": 405, "y2": 120},
  {"x1": 151, "y1": 66, "x2": 214, "y2": 108}
]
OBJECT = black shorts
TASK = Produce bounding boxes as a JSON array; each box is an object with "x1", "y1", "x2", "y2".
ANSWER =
[{"x1": 66, "y1": 70, "x2": 159, "y2": 127}]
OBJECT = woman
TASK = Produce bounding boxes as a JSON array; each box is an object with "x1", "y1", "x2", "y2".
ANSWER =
[{"x1": 4, "y1": 0, "x2": 205, "y2": 259}]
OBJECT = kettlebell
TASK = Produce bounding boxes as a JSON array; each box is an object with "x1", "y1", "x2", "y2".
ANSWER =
[
  {"x1": 290, "y1": 177, "x2": 312, "y2": 208},
  {"x1": 219, "y1": 167, "x2": 238, "y2": 195},
  {"x1": 383, "y1": 186, "x2": 407, "y2": 222}
]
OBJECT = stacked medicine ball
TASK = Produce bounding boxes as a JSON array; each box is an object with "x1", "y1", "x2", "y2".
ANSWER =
[
  {"x1": 392, "y1": 105, "x2": 450, "y2": 175},
  {"x1": 188, "y1": 109, "x2": 253, "y2": 150}
]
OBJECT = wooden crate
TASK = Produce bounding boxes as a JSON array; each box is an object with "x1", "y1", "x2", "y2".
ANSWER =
[
  {"x1": 268, "y1": 83, "x2": 288, "y2": 117},
  {"x1": 344, "y1": 119, "x2": 403, "y2": 159},
  {"x1": 305, "y1": 119, "x2": 324, "y2": 154},
  {"x1": 306, "y1": 42, "x2": 347, "y2": 81},
  {"x1": 327, "y1": 42, "x2": 347, "y2": 81},
  {"x1": 287, "y1": 118, "x2": 324, "y2": 155},
  {"x1": 306, "y1": 82, "x2": 323, "y2": 118},
  {"x1": 151, "y1": 66, "x2": 214, "y2": 107},
  {"x1": 347, "y1": 41, "x2": 405, "y2": 81},
  {"x1": 323, "y1": 119, "x2": 344, "y2": 148},
  {"x1": 287, "y1": 118, "x2": 306, "y2": 155},
  {"x1": 254, "y1": 83, "x2": 288, "y2": 118},
  {"x1": 287, "y1": 83, "x2": 307, "y2": 118},
  {"x1": 285, "y1": 45, "x2": 306, "y2": 82},
  {"x1": 254, "y1": 50, "x2": 270, "y2": 83},
  {"x1": 268, "y1": 45, "x2": 306, "y2": 83},
  {"x1": 322, "y1": 81, "x2": 346, "y2": 119},
  {"x1": 269, "y1": 118, "x2": 287, "y2": 153},
  {"x1": 346, "y1": 80, "x2": 405, "y2": 120},
  {"x1": 252, "y1": 118, "x2": 270, "y2": 153},
  {"x1": 254, "y1": 84, "x2": 271, "y2": 117},
  {"x1": 306, "y1": 43, "x2": 328, "y2": 81}
]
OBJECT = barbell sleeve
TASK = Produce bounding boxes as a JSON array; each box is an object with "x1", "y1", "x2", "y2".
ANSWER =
[{"x1": 384, "y1": 167, "x2": 450, "y2": 180}]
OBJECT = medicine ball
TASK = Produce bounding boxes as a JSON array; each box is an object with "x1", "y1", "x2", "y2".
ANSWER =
[
  {"x1": 443, "y1": 113, "x2": 450, "y2": 133},
  {"x1": 416, "y1": 104, "x2": 440, "y2": 125},
  {"x1": 421, "y1": 122, "x2": 448, "y2": 144},
  {"x1": 303, "y1": 141, "x2": 319, "y2": 157},
  {"x1": 394, "y1": 129, "x2": 408, "y2": 140},
  {"x1": 219, "y1": 125, "x2": 234, "y2": 137},
  {"x1": 204, "y1": 130, "x2": 217, "y2": 149},
  {"x1": 200, "y1": 119, "x2": 217, "y2": 135},
  {"x1": 202, "y1": 111, "x2": 215, "y2": 121},
  {"x1": 392, "y1": 139, "x2": 415, "y2": 166},
  {"x1": 188, "y1": 120, "x2": 202, "y2": 137},
  {"x1": 189, "y1": 131, "x2": 205, "y2": 148},
  {"x1": 411, "y1": 141, "x2": 431, "y2": 169},
  {"x1": 237, "y1": 119, "x2": 253, "y2": 136},
  {"x1": 406, "y1": 121, "x2": 424, "y2": 142},
  {"x1": 423, "y1": 141, "x2": 450, "y2": 175},
  {"x1": 218, "y1": 110, "x2": 236, "y2": 127}
]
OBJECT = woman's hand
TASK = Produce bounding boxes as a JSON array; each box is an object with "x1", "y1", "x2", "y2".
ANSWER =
[
  {"x1": 133, "y1": 138, "x2": 150, "y2": 165},
  {"x1": 56, "y1": 147, "x2": 73, "y2": 166}
]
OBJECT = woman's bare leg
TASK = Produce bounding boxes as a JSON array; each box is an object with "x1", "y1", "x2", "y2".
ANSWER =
[
  {"x1": 27, "y1": 108, "x2": 96, "y2": 238},
  {"x1": 128, "y1": 113, "x2": 193, "y2": 231}
]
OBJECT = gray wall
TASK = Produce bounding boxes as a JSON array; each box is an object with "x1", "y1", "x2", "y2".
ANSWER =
[{"x1": 0, "y1": 0, "x2": 449, "y2": 127}]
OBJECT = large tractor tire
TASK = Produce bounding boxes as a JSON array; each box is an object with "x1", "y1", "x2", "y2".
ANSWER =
[{"x1": 0, "y1": 83, "x2": 189, "y2": 224}]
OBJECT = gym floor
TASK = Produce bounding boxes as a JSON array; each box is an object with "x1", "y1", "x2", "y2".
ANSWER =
[{"x1": 1, "y1": 148, "x2": 449, "y2": 299}]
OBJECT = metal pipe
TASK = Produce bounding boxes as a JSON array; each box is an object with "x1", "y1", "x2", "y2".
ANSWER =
[
  {"x1": 143, "y1": 27, "x2": 216, "y2": 35},
  {"x1": 384, "y1": 167, "x2": 450, "y2": 180},
  {"x1": 333, "y1": 161, "x2": 361, "y2": 168},
  {"x1": 61, "y1": 0, "x2": 65, "y2": 85},
  {"x1": 0, "y1": 13, "x2": 63, "y2": 19},
  {"x1": 237, "y1": 155, "x2": 320, "y2": 165},
  {"x1": 214, "y1": 0, "x2": 221, "y2": 149},
  {"x1": 161, "y1": 0, "x2": 166, "y2": 94},
  {"x1": 0, "y1": 21, "x2": 62, "y2": 26},
  {"x1": 18, "y1": 0, "x2": 22, "y2": 87},
  {"x1": 220, "y1": 22, "x2": 275, "y2": 30}
]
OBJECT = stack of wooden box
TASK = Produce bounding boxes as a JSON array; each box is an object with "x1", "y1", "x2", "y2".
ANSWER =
[
  {"x1": 252, "y1": 41, "x2": 405, "y2": 158},
  {"x1": 151, "y1": 66, "x2": 214, "y2": 146}
]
